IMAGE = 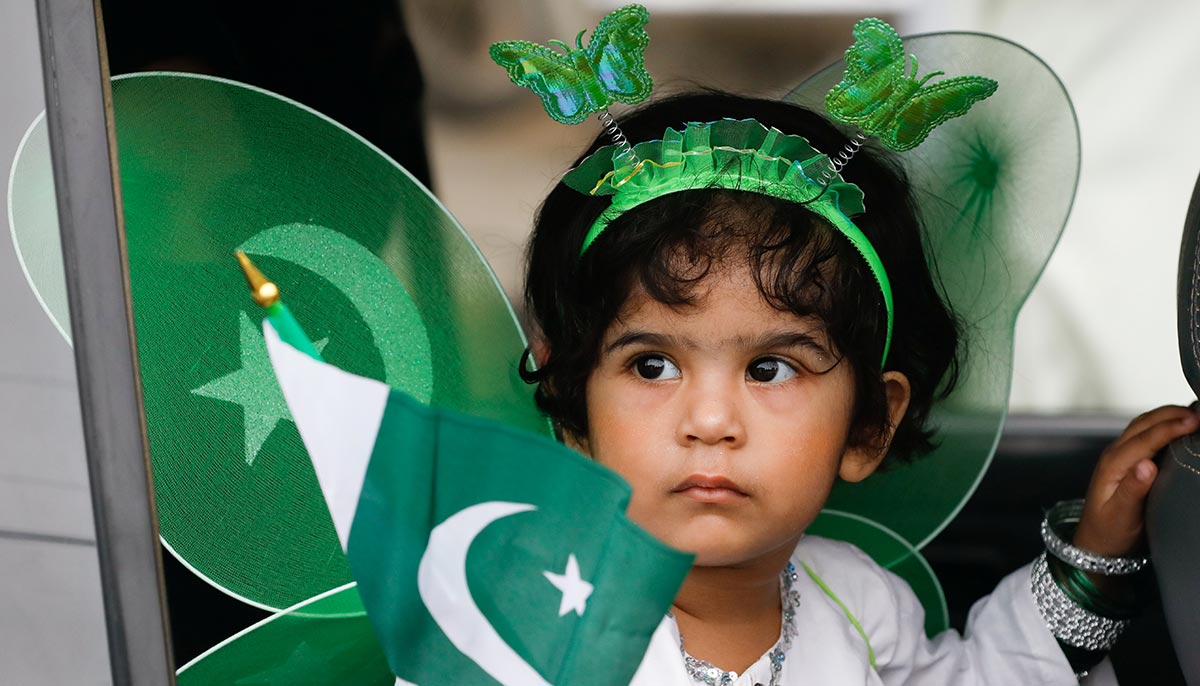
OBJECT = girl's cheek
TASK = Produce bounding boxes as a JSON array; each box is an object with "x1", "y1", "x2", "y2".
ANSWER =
[
  {"x1": 599, "y1": 366, "x2": 674, "y2": 417},
  {"x1": 748, "y1": 381, "x2": 826, "y2": 422}
]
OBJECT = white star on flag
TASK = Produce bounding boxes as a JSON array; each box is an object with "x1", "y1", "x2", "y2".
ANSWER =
[{"x1": 543, "y1": 553, "x2": 594, "y2": 617}]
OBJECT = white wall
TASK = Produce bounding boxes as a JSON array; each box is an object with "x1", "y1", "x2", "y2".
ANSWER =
[
  {"x1": 964, "y1": 0, "x2": 1200, "y2": 413},
  {"x1": 0, "y1": 2, "x2": 113, "y2": 683}
]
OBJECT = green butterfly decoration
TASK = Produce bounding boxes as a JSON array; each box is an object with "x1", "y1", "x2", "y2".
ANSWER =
[
  {"x1": 826, "y1": 18, "x2": 998, "y2": 152},
  {"x1": 490, "y1": 4, "x2": 652, "y2": 125}
]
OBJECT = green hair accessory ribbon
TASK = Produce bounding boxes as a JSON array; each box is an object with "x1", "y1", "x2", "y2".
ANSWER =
[{"x1": 563, "y1": 118, "x2": 893, "y2": 364}]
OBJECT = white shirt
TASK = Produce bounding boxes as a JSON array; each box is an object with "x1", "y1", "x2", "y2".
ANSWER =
[{"x1": 629, "y1": 535, "x2": 1081, "y2": 686}]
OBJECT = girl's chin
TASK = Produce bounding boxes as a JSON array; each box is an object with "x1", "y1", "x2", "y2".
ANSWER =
[
  {"x1": 653, "y1": 525, "x2": 806, "y2": 569},
  {"x1": 660, "y1": 533, "x2": 785, "y2": 568},
  {"x1": 635, "y1": 509, "x2": 808, "y2": 566},
  {"x1": 687, "y1": 548, "x2": 796, "y2": 570}
]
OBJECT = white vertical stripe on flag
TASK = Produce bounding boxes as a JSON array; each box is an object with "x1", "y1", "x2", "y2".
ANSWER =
[{"x1": 264, "y1": 321, "x2": 390, "y2": 550}]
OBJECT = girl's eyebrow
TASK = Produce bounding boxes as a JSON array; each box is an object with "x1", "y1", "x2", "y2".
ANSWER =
[
  {"x1": 740, "y1": 331, "x2": 830, "y2": 353},
  {"x1": 603, "y1": 331, "x2": 685, "y2": 353},
  {"x1": 603, "y1": 330, "x2": 828, "y2": 354}
]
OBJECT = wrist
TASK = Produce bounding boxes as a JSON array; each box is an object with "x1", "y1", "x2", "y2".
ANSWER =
[
  {"x1": 1043, "y1": 499, "x2": 1149, "y2": 576},
  {"x1": 1031, "y1": 553, "x2": 1132, "y2": 651},
  {"x1": 1033, "y1": 500, "x2": 1155, "y2": 678}
]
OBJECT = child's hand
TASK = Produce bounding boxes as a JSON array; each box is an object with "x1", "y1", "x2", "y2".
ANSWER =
[{"x1": 1073, "y1": 405, "x2": 1199, "y2": 557}]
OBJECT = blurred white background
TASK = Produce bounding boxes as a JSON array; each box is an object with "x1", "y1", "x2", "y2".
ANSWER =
[
  {"x1": 0, "y1": 2, "x2": 112, "y2": 684},
  {"x1": 405, "y1": 0, "x2": 1200, "y2": 415}
]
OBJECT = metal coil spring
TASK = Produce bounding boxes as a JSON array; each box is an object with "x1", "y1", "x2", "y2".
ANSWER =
[
  {"x1": 813, "y1": 130, "x2": 869, "y2": 187},
  {"x1": 598, "y1": 109, "x2": 636, "y2": 161}
]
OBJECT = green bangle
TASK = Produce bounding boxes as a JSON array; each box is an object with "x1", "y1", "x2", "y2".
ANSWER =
[
  {"x1": 1046, "y1": 555, "x2": 1139, "y2": 619},
  {"x1": 1047, "y1": 555, "x2": 1101, "y2": 612}
]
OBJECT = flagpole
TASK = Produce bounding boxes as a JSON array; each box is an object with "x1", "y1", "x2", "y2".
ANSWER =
[{"x1": 235, "y1": 250, "x2": 323, "y2": 360}]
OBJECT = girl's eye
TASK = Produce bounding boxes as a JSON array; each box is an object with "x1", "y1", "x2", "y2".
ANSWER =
[
  {"x1": 747, "y1": 357, "x2": 798, "y2": 383},
  {"x1": 634, "y1": 355, "x2": 681, "y2": 380}
]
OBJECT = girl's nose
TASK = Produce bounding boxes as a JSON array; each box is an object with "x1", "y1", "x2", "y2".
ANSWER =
[{"x1": 676, "y1": 384, "x2": 745, "y2": 447}]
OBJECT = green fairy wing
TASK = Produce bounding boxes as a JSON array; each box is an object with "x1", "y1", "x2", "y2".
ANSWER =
[
  {"x1": 791, "y1": 29, "x2": 1078, "y2": 625},
  {"x1": 10, "y1": 70, "x2": 552, "y2": 612},
  {"x1": 585, "y1": 3, "x2": 653, "y2": 106},
  {"x1": 885, "y1": 76, "x2": 999, "y2": 152},
  {"x1": 10, "y1": 70, "x2": 557, "y2": 680},
  {"x1": 490, "y1": 40, "x2": 599, "y2": 125},
  {"x1": 825, "y1": 17, "x2": 906, "y2": 125},
  {"x1": 175, "y1": 585, "x2": 393, "y2": 686}
]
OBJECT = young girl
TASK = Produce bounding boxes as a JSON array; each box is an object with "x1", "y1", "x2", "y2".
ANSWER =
[{"x1": 519, "y1": 91, "x2": 1195, "y2": 684}]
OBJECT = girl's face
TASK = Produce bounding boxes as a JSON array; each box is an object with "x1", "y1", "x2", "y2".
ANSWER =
[{"x1": 575, "y1": 264, "x2": 889, "y2": 567}]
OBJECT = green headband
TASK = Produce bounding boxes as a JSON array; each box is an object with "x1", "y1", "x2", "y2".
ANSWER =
[{"x1": 562, "y1": 117, "x2": 895, "y2": 365}]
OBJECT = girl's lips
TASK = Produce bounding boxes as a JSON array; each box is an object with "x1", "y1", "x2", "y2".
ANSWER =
[{"x1": 672, "y1": 474, "x2": 748, "y2": 503}]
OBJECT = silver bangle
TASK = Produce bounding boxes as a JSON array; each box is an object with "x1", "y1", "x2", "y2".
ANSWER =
[
  {"x1": 1031, "y1": 553, "x2": 1130, "y2": 651},
  {"x1": 1041, "y1": 499, "x2": 1149, "y2": 576}
]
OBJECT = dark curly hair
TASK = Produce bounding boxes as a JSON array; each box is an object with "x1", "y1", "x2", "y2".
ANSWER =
[{"x1": 522, "y1": 91, "x2": 961, "y2": 466}]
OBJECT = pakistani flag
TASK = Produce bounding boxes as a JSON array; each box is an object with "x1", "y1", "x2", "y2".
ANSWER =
[{"x1": 262, "y1": 317, "x2": 693, "y2": 685}]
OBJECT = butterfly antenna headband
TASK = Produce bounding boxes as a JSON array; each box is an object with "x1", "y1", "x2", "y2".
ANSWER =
[
  {"x1": 490, "y1": 4, "x2": 653, "y2": 163},
  {"x1": 811, "y1": 129, "x2": 871, "y2": 187},
  {"x1": 814, "y1": 17, "x2": 998, "y2": 186},
  {"x1": 597, "y1": 109, "x2": 636, "y2": 162}
]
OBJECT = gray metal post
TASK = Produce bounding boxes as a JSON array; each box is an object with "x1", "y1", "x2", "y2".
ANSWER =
[{"x1": 34, "y1": 0, "x2": 175, "y2": 683}]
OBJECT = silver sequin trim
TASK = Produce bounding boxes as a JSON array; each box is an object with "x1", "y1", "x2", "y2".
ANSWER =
[
  {"x1": 1041, "y1": 500, "x2": 1148, "y2": 575},
  {"x1": 1030, "y1": 553, "x2": 1130, "y2": 651}
]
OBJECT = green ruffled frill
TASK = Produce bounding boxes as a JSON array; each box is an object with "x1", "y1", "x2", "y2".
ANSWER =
[{"x1": 563, "y1": 118, "x2": 866, "y2": 250}]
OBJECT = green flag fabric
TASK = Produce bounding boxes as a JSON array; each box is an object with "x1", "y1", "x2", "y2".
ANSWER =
[{"x1": 263, "y1": 320, "x2": 693, "y2": 685}]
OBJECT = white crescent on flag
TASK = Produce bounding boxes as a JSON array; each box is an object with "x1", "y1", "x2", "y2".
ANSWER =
[{"x1": 418, "y1": 502, "x2": 553, "y2": 686}]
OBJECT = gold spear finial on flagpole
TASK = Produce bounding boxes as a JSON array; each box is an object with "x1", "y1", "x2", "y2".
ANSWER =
[
  {"x1": 234, "y1": 251, "x2": 322, "y2": 358},
  {"x1": 236, "y1": 250, "x2": 279, "y2": 308}
]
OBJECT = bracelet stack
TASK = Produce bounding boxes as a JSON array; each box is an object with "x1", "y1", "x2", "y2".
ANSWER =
[
  {"x1": 1031, "y1": 554, "x2": 1130, "y2": 651},
  {"x1": 1031, "y1": 499, "x2": 1149, "y2": 671}
]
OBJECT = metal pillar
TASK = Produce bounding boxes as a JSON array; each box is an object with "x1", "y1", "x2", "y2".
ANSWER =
[{"x1": 34, "y1": 0, "x2": 175, "y2": 683}]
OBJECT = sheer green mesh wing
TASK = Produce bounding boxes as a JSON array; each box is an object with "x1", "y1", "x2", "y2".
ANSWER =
[
  {"x1": 791, "y1": 33, "x2": 1079, "y2": 552},
  {"x1": 175, "y1": 584, "x2": 393, "y2": 685},
  {"x1": 9, "y1": 73, "x2": 551, "y2": 613}
]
